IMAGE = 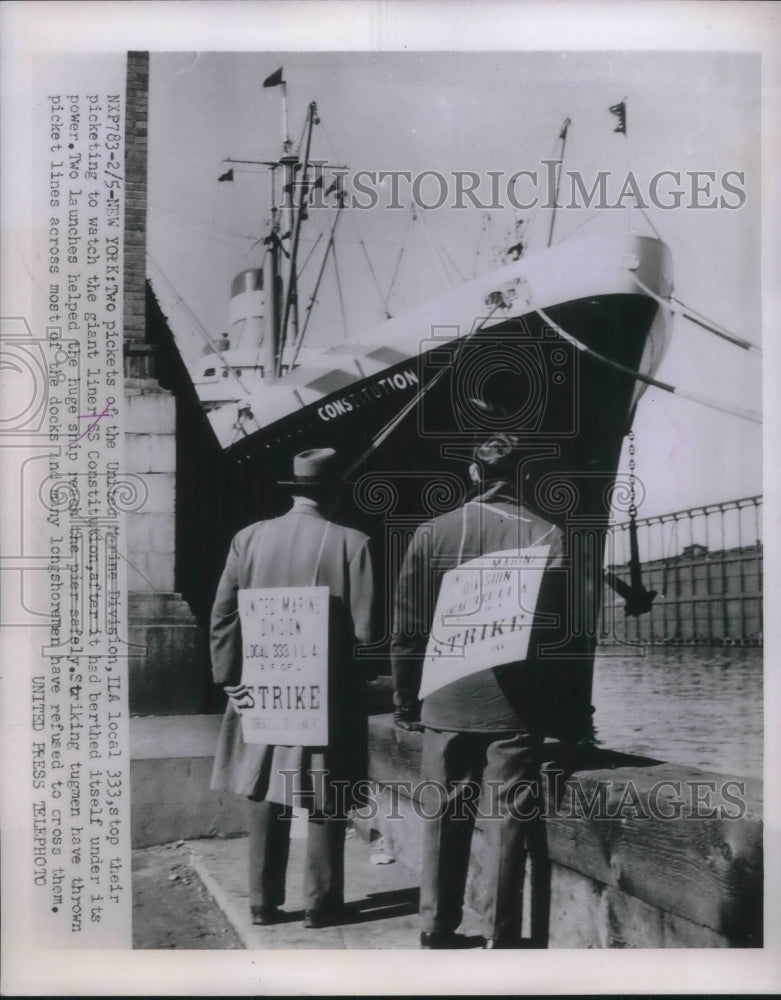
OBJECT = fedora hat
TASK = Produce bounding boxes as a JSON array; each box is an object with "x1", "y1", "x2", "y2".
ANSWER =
[{"x1": 279, "y1": 447, "x2": 341, "y2": 485}]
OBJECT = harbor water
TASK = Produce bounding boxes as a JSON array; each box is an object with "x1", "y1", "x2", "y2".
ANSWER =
[{"x1": 591, "y1": 646, "x2": 763, "y2": 777}]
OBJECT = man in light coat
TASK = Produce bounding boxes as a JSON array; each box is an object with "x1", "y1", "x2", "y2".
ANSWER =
[
  {"x1": 391, "y1": 434, "x2": 566, "y2": 949},
  {"x1": 210, "y1": 448, "x2": 376, "y2": 928}
]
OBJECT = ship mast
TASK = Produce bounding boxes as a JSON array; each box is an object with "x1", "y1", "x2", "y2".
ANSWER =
[
  {"x1": 257, "y1": 68, "x2": 296, "y2": 383},
  {"x1": 222, "y1": 84, "x2": 339, "y2": 381},
  {"x1": 279, "y1": 102, "x2": 319, "y2": 375},
  {"x1": 263, "y1": 164, "x2": 282, "y2": 380},
  {"x1": 257, "y1": 80, "x2": 304, "y2": 382}
]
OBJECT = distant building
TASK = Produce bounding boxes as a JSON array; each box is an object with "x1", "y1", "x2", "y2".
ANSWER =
[{"x1": 602, "y1": 531, "x2": 762, "y2": 645}]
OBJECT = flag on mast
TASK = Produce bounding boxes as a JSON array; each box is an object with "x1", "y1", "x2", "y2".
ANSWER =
[
  {"x1": 218, "y1": 168, "x2": 234, "y2": 182},
  {"x1": 263, "y1": 67, "x2": 284, "y2": 88},
  {"x1": 609, "y1": 101, "x2": 627, "y2": 134}
]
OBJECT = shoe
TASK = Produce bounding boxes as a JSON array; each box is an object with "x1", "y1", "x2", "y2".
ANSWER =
[
  {"x1": 251, "y1": 905, "x2": 281, "y2": 926},
  {"x1": 420, "y1": 931, "x2": 475, "y2": 949},
  {"x1": 303, "y1": 905, "x2": 354, "y2": 929},
  {"x1": 483, "y1": 937, "x2": 520, "y2": 949}
]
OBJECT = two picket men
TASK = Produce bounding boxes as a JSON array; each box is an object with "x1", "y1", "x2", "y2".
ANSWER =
[{"x1": 210, "y1": 439, "x2": 563, "y2": 946}]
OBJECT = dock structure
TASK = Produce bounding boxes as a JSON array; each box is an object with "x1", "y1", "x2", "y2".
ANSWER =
[
  {"x1": 602, "y1": 497, "x2": 762, "y2": 645},
  {"x1": 130, "y1": 701, "x2": 763, "y2": 949},
  {"x1": 357, "y1": 713, "x2": 763, "y2": 949}
]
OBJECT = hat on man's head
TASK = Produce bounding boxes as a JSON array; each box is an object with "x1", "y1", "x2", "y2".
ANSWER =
[{"x1": 279, "y1": 447, "x2": 341, "y2": 485}]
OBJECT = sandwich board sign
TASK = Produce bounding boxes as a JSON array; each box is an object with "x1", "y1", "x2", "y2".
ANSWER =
[
  {"x1": 238, "y1": 586, "x2": 329, "y2": 745},
  {"x1": 419, "y1": 546, "x2": 549, "y2": 699}
]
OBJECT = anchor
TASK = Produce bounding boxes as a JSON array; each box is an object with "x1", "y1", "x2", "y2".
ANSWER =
[
  {"x1": 604, "y1": 513, "x2": 658, "y2": 617},
  {"x1": 605, "y1": 430, "x2": 658, "y2": 617}
]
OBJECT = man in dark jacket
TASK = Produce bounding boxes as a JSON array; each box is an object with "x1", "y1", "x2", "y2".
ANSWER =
[
  {"x1": 391, "y1": 434, "x2": 564, "y2": 949},
  {"x1": 210, "y1": 448, "x2": 376, "y2": 929}
]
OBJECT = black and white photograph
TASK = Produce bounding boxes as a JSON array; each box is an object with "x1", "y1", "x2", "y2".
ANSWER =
[
  {"x1": 138, "y1": 44, "x2": 767, "y2": 948},
  {"x1": 1, "y1": 1, "x2": 779, "y2": 995}
]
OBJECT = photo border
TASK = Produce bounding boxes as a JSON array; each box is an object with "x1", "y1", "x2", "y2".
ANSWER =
[{"x1": 1, "y1": 1, "x2": 779, "y2": 995}]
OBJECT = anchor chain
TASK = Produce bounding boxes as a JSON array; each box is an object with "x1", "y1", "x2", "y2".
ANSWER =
[{"x1": 628, "y1": 429, "x2": 637, "y2": 520}]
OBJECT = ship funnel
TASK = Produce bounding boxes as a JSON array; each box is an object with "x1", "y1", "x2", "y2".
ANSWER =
[{"x1": 229, "y1": 268, "x2": 265, "y2": 350}]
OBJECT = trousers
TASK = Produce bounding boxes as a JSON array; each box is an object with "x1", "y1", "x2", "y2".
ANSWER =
[
  {"x1": 419, "y1": 728, "x2": 542, "y2": 941},
  {"x1": 248, "y1": 800, "x2": 348, "y2": 911}
]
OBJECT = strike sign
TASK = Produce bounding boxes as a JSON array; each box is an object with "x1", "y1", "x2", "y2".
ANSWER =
[
  {"x1": 419, "y1": 546, "x2": 549, "y2": 699},
  {"x1": 238, "y1": 586, "x2": 329, "y2": 745}
]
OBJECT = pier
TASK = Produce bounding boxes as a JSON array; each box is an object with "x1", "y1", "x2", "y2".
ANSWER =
[{"x1": 130, "y1": 695, "x2": 763, "y2": 949}]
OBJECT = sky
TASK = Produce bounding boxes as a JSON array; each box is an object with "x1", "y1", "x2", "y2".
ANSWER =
[{"x1": 147, "y1": 50, "x2": 763, "y2": 520}]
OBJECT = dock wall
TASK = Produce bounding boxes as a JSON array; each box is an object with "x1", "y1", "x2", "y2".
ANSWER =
[
  {"x1": 129, "y1": 705, "x2": 763, "y2": 949},
  {"x1": 357, "y1": 715, "x2": 762, "y2": 948}
]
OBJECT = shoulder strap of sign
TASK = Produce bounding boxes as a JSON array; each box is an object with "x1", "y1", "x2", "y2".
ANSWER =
[
  {"x1": 459, "y1": 502, "x2": 556, "y2": 565},
  {"x1": 530, "y1": 524, "x2": 557, "y2": 548},
  {"x1": 471, "y1": 499, "x2": 532, "y2": 523},
  {"x1": 311, "y1": 522, "x2": 330, "y2": 587},
  {"x1": 456, "y1": 503, "x2": 470, "y2": 565}
]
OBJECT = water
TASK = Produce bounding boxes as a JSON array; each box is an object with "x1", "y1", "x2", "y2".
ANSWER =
[{"x1": 591, "y1": 646, "x2": 763, "y2": 777}]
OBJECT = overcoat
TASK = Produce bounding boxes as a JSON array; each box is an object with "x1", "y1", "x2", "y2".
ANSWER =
[
  {"x1": 391, "y1": 481, "x2": 566, "y2": 733},
  {"x1": 210, "y1": 498, "x2": 376, "y2": 807}
]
